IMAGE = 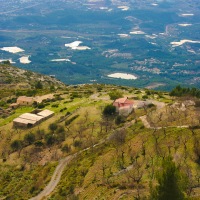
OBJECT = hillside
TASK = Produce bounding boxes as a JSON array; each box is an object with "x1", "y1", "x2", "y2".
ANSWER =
[
  {"x1": 0, "y1": 63, "x2": 66, "y2": 99},
  {"x1": 0, "y1": 69, "x2": 199, "y2": 199}
]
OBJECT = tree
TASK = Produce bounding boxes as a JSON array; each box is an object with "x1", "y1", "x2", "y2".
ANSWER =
[
  {"x1": 3, "y1": 60, "x2": 11, "y2": 65},
  {"x1": 115, "y1": 115, "x2": 125, "y2": 125},
  {"x1": 149, "y1": 156, "x2": 186, "y2": 200},
  {"x1": 45, "y1": 134, "x2": 56, "y2": 146},
  {"x1": 103, "y1": 104, "x2": 116, "y2": 116},
  {"x1": 24, "y1": 133, "x2": 35, "y2": 145},
  {"x1": 48, "y1": 123, "x2": 58, "y2": 133},
  {"x1": 35, "y1": 81, "x2": 43, "y2": 89},
  {"x1": 109, "y1": 91, "x2": 123, "y2": 100},
  {"x1": 11, "y1": 140, "x2": 23, "y2": 157}
]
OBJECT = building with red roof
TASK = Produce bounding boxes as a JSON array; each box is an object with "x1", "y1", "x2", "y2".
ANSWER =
[{"x1": 113, "y1": 97, "x2": 134, "y2": 116}]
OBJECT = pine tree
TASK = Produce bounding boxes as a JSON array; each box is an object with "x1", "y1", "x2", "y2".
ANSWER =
[{"x1": 150, "y1": 157, "x2": 186, "y2": 200}]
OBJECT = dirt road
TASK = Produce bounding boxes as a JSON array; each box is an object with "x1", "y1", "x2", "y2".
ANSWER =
[
  {"x1": 29, "y1": 120, "x2": 135, "y2": 200},
  {"x1": 29, "y1": 155, "x2": 75, "y2": 200}
]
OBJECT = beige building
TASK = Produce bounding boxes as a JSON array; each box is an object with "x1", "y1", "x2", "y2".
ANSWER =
[{"x1": 17, "y1": 96, "x2": 34, "y2": 106}]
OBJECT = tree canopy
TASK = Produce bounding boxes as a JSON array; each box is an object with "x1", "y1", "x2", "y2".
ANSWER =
[
  {"x1": 103, "y1": 104, "x2": 116, "y2": 116},
  {"x1": 170, "y1": 85, "x2": 200, "y2": 98},
  {"x1": 150, "y1": 156, "x2": 186, "y2": 200}
]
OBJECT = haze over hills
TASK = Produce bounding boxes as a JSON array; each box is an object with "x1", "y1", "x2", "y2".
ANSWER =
[{"x1": 0, "y1": 0, "x2": 200, "y2": 90}]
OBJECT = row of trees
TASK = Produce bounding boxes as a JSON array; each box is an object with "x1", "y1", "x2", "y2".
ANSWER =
[{"x1": 170, "y1": 85, "x2": 200, "y2": 98}]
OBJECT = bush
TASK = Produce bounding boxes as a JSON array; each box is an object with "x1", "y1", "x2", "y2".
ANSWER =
[
  {"x1": 51, "y1": 104, "x2": 59, "y2": 108},
  {"x1": 65, "y1": 115, "x2": 79, "y2": 126},
  {"x1": 73, "y1": 140, "x2": 82, "y2": 148},
  {"x1": 115, "y1": 115, "x2": 125, "y2": 125},
  {"x1": 24, "y1": 133, "x2": 36, "y2": 145},
  {"x1": 45, "y1": 134, "x2": 56, "y2": 146},
  {"x1": 48, "y1": 123, "x2": 58, "y2": 132},
  {"x1": 35, "y1": 81, "x2": 43, "y2": 89},
  {"x1": 103, "y1": 104, "x2": 116, "y2": 116},
  {"x1": 109, "y1": 91, "x2": 123, "y2": 100},
  {"x1": 37, "y1": 103, "x2": 45, "y2": 109},
  {"x1": 62, "y1": 144, "x2": 71, "y2": 153},
  {"x1": 34, "y1": 141, "x2": 44, "y2": 147}
]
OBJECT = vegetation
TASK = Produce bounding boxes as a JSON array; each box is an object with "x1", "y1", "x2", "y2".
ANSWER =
[
  {"x1": 0, "y1": 72, "x2": 199, "y2": 199},
  {"x1": 109, "y1": 90, "x2": 123, "y2": 100},
  {"x1": 170, "y1": 85, "x2": 200, "y2": 98},
  {"x1": 150, "y1": 157, "x2": 186, "y2": 200},
  {"x1": 103, "y1": 104, "x2": 116, "y2": 116}
]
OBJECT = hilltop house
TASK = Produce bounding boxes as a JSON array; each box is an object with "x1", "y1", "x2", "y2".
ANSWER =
[{"x1": 113, "y1": 97, "x2": 134, "y2": 116}]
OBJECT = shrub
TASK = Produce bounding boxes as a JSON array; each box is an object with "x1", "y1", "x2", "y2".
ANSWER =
[
  {"x1": 65, "y1": 115, "x2": 79, "y2": 126},
  {"x1": 115, "y1": 115, "x2": 125, "y2": 125},
  {"x1": 73, "y1": 140, "x2": 82, "y2": 148},
  {"x1": 109, "y1": 91, "x2": 123, "y2": 100},
  {"x1": 62, "y1": 144, "x2": 71, "y2": 153},
  {"x1": 48, "y1": 123, "x2": 58, "y2": 132},
  {"x1": 45, "y1": 134, "x2": 56, "y2": 146},
  {"x1": 24, "y1": 133, "x2": 36, "y2": 145},
  {"x1": 103, "y1": 104, "x2": 116, "y2": 116}
]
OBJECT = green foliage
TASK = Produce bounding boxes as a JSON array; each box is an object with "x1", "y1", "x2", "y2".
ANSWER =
[
  {"x1": 61, "y1": 144, "x2": 71, "y2": 153},
  {"x1": 103, "y1": 104, "x2": 116, "y2": 116},
  {"x1": 35, "y1": 81, "x2": 43, "y2": 89},
  {"x1": 2, "y1": 60, "x2": 11, "y2": 65},
  {"x1": 142, "y1": 95, "x2": 148, "y2": 99},
  {"x1": 37, "y1": 103, "x2": 45, "y2": 109},
  {"x1": 109, "y1": 91, "x2": 123, "y2": 100},
  {"x1": 0, "y1": 101, "x2": 7, "y2": 108},
  {"x1": 115, "y1": 115, "x2": 125, "y2": 125},
  {"x1": 70, "y1": 92, "x2": 82, "y2": 98},
  {"x1": 45, "y1": 134, "x2": 56, "y2": 146},
  {"x1": 34, "y1": 141, "x2": 44, "y2": 147},
  {"x1": 73, "y1": 140, "x2": 82, "y2": 148},
  {"x1": 24, "y1": 133, "x2": 36, "y2": 145},
  {"x1": 149, "y1": 156, "x2": 187, "y2": 200},
  {"x1": 11, "y1": 140, "x2": 22, "y2": 151},
  {"x1": 48, "y1": 123, "x2": 58, "y2": 132},
  {"x1": 6, "y1": 97, "x2": 17, "y2": 104},
  {"x1": 0, "y1": 163, "x2": 56, "y2": 199},
  {"x1": 65, "y1": 115, "x2": 79, "y2": 126},
  {"x1": 170, "y1": 85, "x2": 200, "y2": 98}
]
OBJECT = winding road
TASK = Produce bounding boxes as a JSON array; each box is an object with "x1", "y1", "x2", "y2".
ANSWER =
[
  {"x1": 30, "y1": 155, "x2": 75, "y2": 200},
  {"x1": 29, "y1": 140, "x2": 105, "y2": 200},
  {"x1": 29, "y1": 119, "x2": 135, "y2": 200}
]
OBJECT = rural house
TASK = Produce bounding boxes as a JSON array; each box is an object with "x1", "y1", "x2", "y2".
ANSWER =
[
  {"x1": 17, "y1": 96, "x2": 34, "y2": 106},
  {"x1": 113, "y1": 97, "x2": 134, "y2": 116}
]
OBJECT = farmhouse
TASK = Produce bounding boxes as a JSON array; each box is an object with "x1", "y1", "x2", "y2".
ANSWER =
[
  {"x1": 17, "y1": 96, "x2": 34, "y2": 106},
  {"x1": 13, "y1": 109, "x2": 54, "y2": 128},
  {"x1": 113, "y1": 97, "x2": 134, "y2": 116}
]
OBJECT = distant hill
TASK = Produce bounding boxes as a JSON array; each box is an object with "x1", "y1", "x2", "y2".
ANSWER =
[
  {"x1": 0, "y1": 63, "x2": 66, "y2": 88},
  {"x1": 0, "y1": 63, "x2": 66, "y2": 99}
]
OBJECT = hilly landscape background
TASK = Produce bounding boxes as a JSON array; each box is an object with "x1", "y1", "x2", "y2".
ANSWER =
[{"x1": 0, "y1": 0, "x2": 200, "y2": 90}]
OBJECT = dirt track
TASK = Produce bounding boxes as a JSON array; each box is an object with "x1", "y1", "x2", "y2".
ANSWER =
[{"x1": 29, "y1": 155, "x2": 74, "y2": 200}]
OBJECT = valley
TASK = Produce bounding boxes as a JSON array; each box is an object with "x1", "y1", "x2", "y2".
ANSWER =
[{"x1": 0, "y1": 0, "x2": 200, "y2": 90}]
